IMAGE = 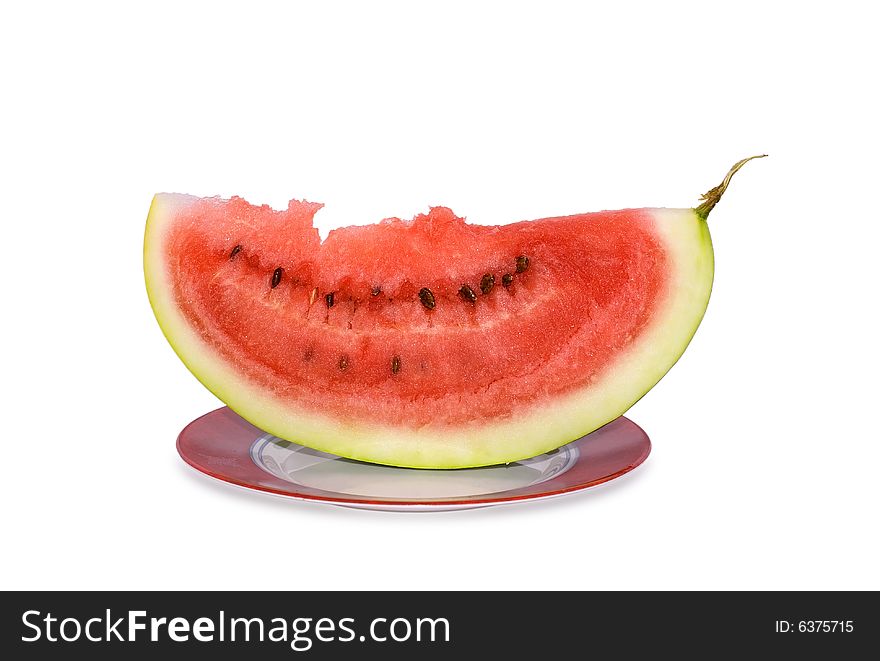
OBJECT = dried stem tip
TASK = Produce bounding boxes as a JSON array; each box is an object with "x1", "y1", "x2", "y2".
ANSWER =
[{"x1": 695, "y1": 155, "x2": 767, "y2": 220}]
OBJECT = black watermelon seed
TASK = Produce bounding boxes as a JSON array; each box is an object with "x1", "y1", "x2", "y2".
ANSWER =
[
  {"x1": 459, "y1": 284, "x2": 477, "y2": 303},
  {"x1": 515, "y1": 255, "x2": 530, "y2": 273},
  {"x1": 338, "y1": 355, "x2": 349, "y2": 371},
  {"x1": 391, "y1": 355, "x2": 401, "y2": 374},
  {"x1": 502, "y1": 273, "x2": 514, "y2": 288},
  {"x1": 271, "y1": 267, "x2": 284, "y2": 288},
  {"x1": 371, "y1": 286, "x2": 382, "y2": 296},
  {"x1": 325, "y1": 292, "x2": 335, "y2": 308},
  {"x1": 480, "y1": 273, "x2": 495, "y2": 295},
  {"x1": 418, "y1": 288, "x2": 436, "y2": 310},
  {"x1": 229, "y1": 244, "x2": 242, "y2": 260}
]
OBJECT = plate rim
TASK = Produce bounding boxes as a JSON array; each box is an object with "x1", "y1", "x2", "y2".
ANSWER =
[{"x1": 176, "y1": 407, "x2": 651, "y2": 510}]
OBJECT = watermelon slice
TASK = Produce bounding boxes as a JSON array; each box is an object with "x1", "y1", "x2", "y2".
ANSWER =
[{"x1": 145, "y1": 157, "x2": 763, "y2": 468}]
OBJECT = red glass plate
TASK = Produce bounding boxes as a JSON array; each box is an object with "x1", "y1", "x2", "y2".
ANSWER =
[{"x1": 177, "y1": 407, "x2": 651, "y2": 511}]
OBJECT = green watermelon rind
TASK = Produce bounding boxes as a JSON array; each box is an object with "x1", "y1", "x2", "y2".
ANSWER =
[{"x1": 145, "y1": 197, "x2": 713, "y2": 469}]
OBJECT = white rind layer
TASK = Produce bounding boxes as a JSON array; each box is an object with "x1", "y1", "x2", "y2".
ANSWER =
[{"x1": 145, "y1": 196, "x2": 713, "y2": 468}]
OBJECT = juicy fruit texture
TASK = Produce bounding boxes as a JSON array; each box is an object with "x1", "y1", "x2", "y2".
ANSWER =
[
  {"x1": 145, "y1": 197, "x2": 714, "y2": 468},
  {"x1": 164, "y1": 201, "x2": 666, "y2": 426}
]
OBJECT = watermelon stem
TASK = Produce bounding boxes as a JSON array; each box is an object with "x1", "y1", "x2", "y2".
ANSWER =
[{"x1": 695, "y1": 155, "x2": 767, "y2": 220}]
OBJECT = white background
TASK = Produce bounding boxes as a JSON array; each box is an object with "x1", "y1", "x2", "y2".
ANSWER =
[{"x1": 2, "y1": 1, "x2": 878, "y2": 590}]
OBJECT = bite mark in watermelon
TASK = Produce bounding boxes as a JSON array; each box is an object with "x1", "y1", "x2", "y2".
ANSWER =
[{"x1": 145, "y1": 158, "x2": 763, "y2": 468}]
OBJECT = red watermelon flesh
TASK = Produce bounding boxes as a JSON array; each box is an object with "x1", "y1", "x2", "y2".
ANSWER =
[{"x1": 146, "y1": 189, "x2": 720, "y2": 467}]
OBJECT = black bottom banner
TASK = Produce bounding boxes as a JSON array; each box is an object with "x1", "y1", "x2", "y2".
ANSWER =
[{"x1": 2, "y1": 591, "x2": 876, "y2": 658}]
